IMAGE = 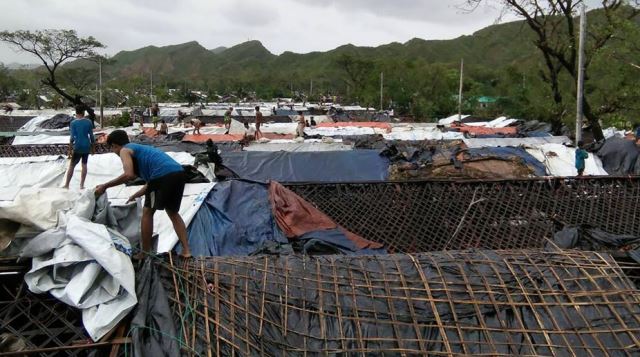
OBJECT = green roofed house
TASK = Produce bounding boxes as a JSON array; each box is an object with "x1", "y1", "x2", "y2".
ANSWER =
[{"x1": 477, "y1": 96, "x2": 497, "y2": 108}]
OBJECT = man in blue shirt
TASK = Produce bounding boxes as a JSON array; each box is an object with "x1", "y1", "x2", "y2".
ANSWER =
[
  {"x1": 95, "y1": 130, "x2": 192, "y2": 258},
  {"x1": 63, "y1": 105, "x2": 95, "y2": 189}
]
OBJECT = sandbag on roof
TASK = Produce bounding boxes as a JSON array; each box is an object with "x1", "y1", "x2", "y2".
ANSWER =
[
  {"x1": 221, "y1": 150, "x2": 390, "y2": 182},
  {"x1": 159, "y1": 248, "x2": 640, "y2": 356}
]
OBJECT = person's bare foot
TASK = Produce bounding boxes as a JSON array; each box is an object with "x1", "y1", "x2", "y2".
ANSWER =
[
  {"x1": 62, "y1": 185, "x2": 69, "y2": 189},
  {"x1": 80, "y1": 186, "x2": 85, "y2": 190},
  {"x1": 179, "y1": 251, "x2": 192, "y2": 258}
]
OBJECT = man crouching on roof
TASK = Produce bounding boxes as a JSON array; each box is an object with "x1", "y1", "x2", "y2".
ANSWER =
[{"x1": 94, "y1": 130, "x2": 192, "y2": 259}]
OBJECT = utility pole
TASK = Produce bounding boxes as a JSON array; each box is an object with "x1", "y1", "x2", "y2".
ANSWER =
[
  {"x1": 575, "y1": 4, "x2": 587, "y2": 144},
  {"x1": 310, "y1": 80, "x2": 313, "y2": 97},
  {"x1": 458, "y1": 59, "x2": 464, "y2": 121},
  {"x1": 380, "y1": 72, "x2": 384, "y2": 111},
  {"x1": 150, "y1": 70, "x2": 154, "y2": 104},
  {"x1": 99, "y1": 58, "x2": 103, "y2": 128}
]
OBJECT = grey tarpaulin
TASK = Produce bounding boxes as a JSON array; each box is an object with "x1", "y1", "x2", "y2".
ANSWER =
[
  {"x1": 549, "y1": 224, "x2": 640, "y2": 263},
  {"x1": 131, "y1": 258, "x2": 180, "y2": 357},
  {"x1": 596, "y1": 137, "x2": 640, "y2": 175},
  {"x1": 38, "y1": 113, "x2": 74, "y2": 129},
  {"x1": 220, "y1": 150, "x2": 389, "y2": 182}
]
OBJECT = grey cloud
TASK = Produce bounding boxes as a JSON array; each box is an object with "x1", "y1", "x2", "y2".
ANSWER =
[{"x1": 290, "y1": 0, "x2": 498, "y2": 25}]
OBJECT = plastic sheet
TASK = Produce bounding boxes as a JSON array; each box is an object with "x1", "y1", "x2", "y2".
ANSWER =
[
  {"x1": 183, "y1": 180, "x2": 288, "y2": 256},
  {"x1": 220, "y1": 150, "x2": 389, "y2": 182},
  {"x1": 596, "y1": 137, "x2": 640, "y2": 175},
  {"x1": 159, "y1": 248, "x2": 640, "y2": 356}
]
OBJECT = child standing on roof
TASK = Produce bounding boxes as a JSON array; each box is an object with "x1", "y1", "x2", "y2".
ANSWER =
[
  {"x1": 575, "y1": 141, "x2": 588, "y2": 176},
  {"x1": 296, "y1": 111, "x2": 305, "y2": 138},
  {"x1": 190, "y1": 118, "x2": 203, "y2": 135},
  {"x1": 63, "y1": 105, "x2": 95, "y2": 190}
]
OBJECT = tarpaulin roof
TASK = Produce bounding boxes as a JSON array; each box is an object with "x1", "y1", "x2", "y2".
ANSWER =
[
  {"x1": 596, "y1": 137, "x2": 640, "y2": 175},
  {"x1": 220, "y1": 150, "x2": 390, "y2": 182},
  {"x1": 182, "y1": 180, "x2": 383, "y2": 256},
  {"x1": 159, "y1": 248, "x2": 640, "y2": 356}
]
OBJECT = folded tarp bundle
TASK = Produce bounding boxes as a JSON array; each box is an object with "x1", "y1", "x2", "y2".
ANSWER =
[
  {"x1": 220, "y1": 150, "x2": 390, "y2": 182},
  {"x1": 16, "y1": 189, "x2": 138, "y2": 341},
  {"x1": 182, "y1": 180, "x2": 385, "y2": 257}
]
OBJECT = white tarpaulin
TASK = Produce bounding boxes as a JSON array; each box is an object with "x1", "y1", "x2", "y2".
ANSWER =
[
  {"x1": 464, "y1": 136, "x2": 571, "y2": 148},
  {"x1": 525, "y1": 144, "x2": 609, "y2": 177},
  {"x1": 1, "y1": 189, "x2": 137, "y2": 341},
  {"x1": 383, "y1": 129, "x2": 464, "y2": 141},
  {"x1": 12, "y1": 134, "x2": 70, "y2": 145},
  {"x1": 22, "y1": 215, "x2": 136, "y2": 341},
  {"x1": 438, "y1": 114, "x2": 469, "y2": 126},
  {"x1": 305, "y1": 127, "x2": 379, "y2": 136},
  {"x1": 0, "y1": 153, "x2": 212, "y2": 253}
]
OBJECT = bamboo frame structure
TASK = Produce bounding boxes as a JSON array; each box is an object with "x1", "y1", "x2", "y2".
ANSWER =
[{"x1": 161, "y1": 248, "x2": 640, "y2": 356}]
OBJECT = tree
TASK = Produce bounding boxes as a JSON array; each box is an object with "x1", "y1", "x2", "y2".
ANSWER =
[
  {"x1": 464, "y1": 0, "x2": 640, "y2": 140},
  {"x1": 0, "y1": 30, "x2": 104, "y2": 118}
]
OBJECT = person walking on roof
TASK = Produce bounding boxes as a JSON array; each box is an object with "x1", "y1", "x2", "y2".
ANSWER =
[
  {"x1": 151, "y1": 103, "x2": 160, "y2": 129},
  {"x1": 254, "y1": 106, "x2": 263, "y2": 139},
  {"x1": 295, "y1": 111, "x2": 305, "y2": 138},
  {"x1": 224, "y1": 107, "x2": 233, "y2": 134},
  {"x1": 95, "y1": 130, "x2": 192, "y2": 259},
  {"x1": 575, "y1": 141, "x2": 589, "y2": 176},
  {"x1": 159, "y1": 120, "x2": 168, "y2": 135},
  {"x1": 63, "y1": 105, "x2": 95, "y2": 190},
  {"x1": 190, "y1": 118, "x2": 203, "y2": 135}
]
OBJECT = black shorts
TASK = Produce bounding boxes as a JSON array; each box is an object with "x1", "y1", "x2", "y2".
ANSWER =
[
  {"x1": 144, "y1": 171, "x2": 186, "y2": 212},
  {"x1": 71, "y1": 152, "x2": 89, "y2": 166}
]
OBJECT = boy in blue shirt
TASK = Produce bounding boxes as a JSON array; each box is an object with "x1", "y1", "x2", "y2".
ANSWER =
[
  {"x1": 63, "y1": 105, "x2": 95, "y2": 189},
  {"x1": 95, "y1": 130, "x2": 192, "y2": 258},
  {"x1": 575, "y1": 141, "x2": 589, "y2": 176}
]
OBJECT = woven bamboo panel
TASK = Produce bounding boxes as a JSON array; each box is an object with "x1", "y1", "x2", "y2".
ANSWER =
[
  {"x1": 286, "y1": 178, "x2": 640, "y2": 253},
  {"x1": 163, "y1": 249, "x2": 640, "y2": 356},
  {"x1": 0, "y1": 268, "x2": 128, "y2": 356}
]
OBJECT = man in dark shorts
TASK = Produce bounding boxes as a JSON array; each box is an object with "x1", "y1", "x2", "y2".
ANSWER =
[
  {"x1": 63, "y1": 105, "x2": 95, "y2": 189},
  {"x1": 95, "y1": 130, "x2": 192, "y2": 258},
  {"x1": 254, "y1": 106, "x2": 263, "y2": 139}
]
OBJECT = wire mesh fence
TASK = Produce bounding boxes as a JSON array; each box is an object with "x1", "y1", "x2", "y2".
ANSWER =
[
  {"x1": 286, "y1": 178, "x2": 640, "y2": 253},
  {"x1": 162, "y1": 248, "x2": 640, "y2": 356},
  {"x1": 0, "y1": 144, "x2": 111, "y2": 157},
  {"x1": 0, "y1": 263, "x2": 129, "y2": 356}
]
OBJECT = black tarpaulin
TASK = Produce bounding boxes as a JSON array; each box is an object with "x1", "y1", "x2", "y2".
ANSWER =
[{"x1": 159, "y1": 248, "x2": 640, "y2": 356}]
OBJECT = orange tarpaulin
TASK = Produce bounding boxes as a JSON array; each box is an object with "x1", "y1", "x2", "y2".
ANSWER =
[
  {"x1": 316, "y1": 121, "x2": 392, "y2": 133},
  {"x1": 182, "y1": 133, "x2": 295, "y2": 143},
  {"x1": 452, "y1": 123, "x2": 517, "y2": 136},
  {"x1": 268, "y1": 181, "x2": 383, "y2": 250}
]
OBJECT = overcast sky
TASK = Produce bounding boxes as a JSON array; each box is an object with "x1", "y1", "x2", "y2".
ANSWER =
[{"x1": 0, "y1": 0, "x2": 599, "y2": 64}]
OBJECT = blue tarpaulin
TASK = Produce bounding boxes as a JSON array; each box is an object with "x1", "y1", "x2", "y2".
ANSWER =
[
  {"x1": 183, "y1": 180, "x2": 287, "y2": 256},
  {"x1": 182, "y1": 180, "x2": 387, "y2": 257},
  {"x1": 221, "y1": 150, "x2": 389, "y2": 182}
]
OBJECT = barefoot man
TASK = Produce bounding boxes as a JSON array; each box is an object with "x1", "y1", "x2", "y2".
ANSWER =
[{"x1": 95, "y1": 130, "x2": 192, "y2": 258}]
